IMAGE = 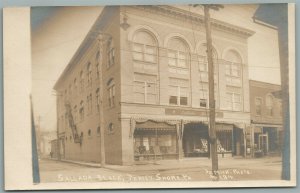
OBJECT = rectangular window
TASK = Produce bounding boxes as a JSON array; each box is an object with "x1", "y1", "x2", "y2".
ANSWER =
[
  {"x1": 255, "y1": 98, "x2": 262, "y2": 115},
  {"x1": 180, "y1": 97, "x2": 188, "y2": 106},
  {"x1": 108, "y1": 85, "x2": 115, "y2": 107},
  {"x1": 168, "y1": 84, "x2": 189, "y2": 106},
  {"x1": 200, "y1": 99, "x2": 207, "y2": 107},
  {"x1": 226, "y1": 92, "x2": 241, "y2": 111},
  {"x1": 225, "y1": 62, "x2": 241, "y2": 86},
  {"x1": 133, "y1": 73, "x2": 157, "y2": 104}
]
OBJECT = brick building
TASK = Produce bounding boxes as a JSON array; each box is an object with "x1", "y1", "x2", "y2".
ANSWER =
[
  {"x1": 248, "y1": 80, "x2": 283, "y2": 157},
  {"x1": 54, "y1": 6, "x2": 255, "y2": 165}
]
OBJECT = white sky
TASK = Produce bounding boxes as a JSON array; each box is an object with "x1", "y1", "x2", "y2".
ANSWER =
[{"x1": 32, "y1": 5, "x2": 281, "y2": 132}]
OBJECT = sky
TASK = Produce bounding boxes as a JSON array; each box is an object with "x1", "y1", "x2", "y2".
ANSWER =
[{"x1": 31, "y1": 5, "x2": 282, "y2": 132}]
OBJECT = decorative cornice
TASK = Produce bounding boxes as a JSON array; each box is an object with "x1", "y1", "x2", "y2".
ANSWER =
[{"x1": 134, "y1": 5, "x2": 255, "y2": 38}]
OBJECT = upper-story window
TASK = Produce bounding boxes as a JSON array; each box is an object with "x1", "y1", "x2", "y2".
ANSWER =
[
  {"x1": 74, "y1": 78, "x2": 77, "y2": 96},
  {"x1": 226, "y1": 86, "x2": 241, "y2": 111},
  {"x1": 79, "y1": 100, "x2": 84, "y2": 121},
  {"x1": 132, "y1": 30, "x2": 157, "y2": 63},
  {"x1": 133, "y1": 73, "x2": 157, "y2": 104},
  {"x1": 73, "y1": 105, "x2": 77, "y2": 123},
  {"x1": 167, "y1": 38, "x2": 189, "y2": 70},
  {"x1": 80, "y1": 70, "x2": 84, "y2": 92},
  {"x1": 107, "y1": 78, "x2": 115, "y2": 108},
  {"x1": 169, "y1": 78, "x2": 189, "y2": 106},
  {"x1": 224, "y1": 50, "x2": 242, "y2": 86},
  {"x1": 96, "y1": 88, "x2": 100, "y2": 113},
  {"x1": 107, "y1": 38, "x2": 115, "y2": 68},
  {"x1": 87, "y1": 62, "x2": 92, "y2": 87},
  {"x1": 95, "y1": 51, "x2": 100, "y2": 79},
  {"x1": 255, "y1": 97, "x2": 262, "y2": 116},
  {"x1": 87, "y1": 94, "x2": 92, "y2": 115},
  {"x1": 266, "y1": 94, "x2": 274, "y2": 116},
  {"x1": 197, "y1": 43, "x2": 218, "y2": 83},
  {"x1": 96, "y1": 62, "x2": 100, "y2": 79}
]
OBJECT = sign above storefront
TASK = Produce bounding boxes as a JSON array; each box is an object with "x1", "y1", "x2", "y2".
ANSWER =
[{"x1": 165, "y1": 108, "x2": 224, "y2": 118}]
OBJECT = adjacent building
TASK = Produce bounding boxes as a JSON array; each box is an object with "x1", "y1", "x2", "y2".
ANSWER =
[
  {"x1": 54, "y1": 5, "x2": 256, "y2": 165},
  {"x1": 247, "y1": 80, "x2": 283, "y2": 157}
]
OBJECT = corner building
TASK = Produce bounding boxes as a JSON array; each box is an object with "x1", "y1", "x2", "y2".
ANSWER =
[{"x1": 54, "y1": 6, "x2": 254, "y2": 165}]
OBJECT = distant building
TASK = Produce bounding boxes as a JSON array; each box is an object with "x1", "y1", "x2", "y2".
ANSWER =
[
  {"x1": 248, "y1": 80, "x2": 283, "y2": 157},
  {"x1": 36, "y1": 130, "x2": 57, "y2": 158},
  {"x1": 50, "y1": 139, "x2": 59, "y2": 159},
  {"x1": 54, "y1": 6, "x2": 255, "y2": 165}
]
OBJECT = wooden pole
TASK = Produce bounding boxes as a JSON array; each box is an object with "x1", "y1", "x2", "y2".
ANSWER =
[{"x1": 204, "y1": 5, "x2": 219, "y2": 177}]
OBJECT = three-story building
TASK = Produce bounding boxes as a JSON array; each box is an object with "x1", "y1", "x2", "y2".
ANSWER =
[{"x1": 54, "y1": 5, "x2": 255, "y2": 165}]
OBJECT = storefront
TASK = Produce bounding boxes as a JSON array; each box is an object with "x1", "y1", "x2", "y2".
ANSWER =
[
  {"x1": 133, "y1": 120, "x2": 178, "y2": 161},
  {"x1": 182, "y1": 123, "x2": 209, "y2": 157},
  {"x1": 252, "y1": 126, "x2": 282, "y2": 156},
  {"x1": 182, "y1": 122, "x2": 243, "y2": 158}
]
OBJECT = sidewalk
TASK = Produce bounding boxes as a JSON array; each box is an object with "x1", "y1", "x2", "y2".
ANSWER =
[{"x1": 46, "y1": 156, "x2": 281, "y2": 173}]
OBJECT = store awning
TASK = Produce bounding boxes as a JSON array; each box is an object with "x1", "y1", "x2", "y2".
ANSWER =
[{"x1": 216, "y1": 124, "x2": 233, "y2": 131}]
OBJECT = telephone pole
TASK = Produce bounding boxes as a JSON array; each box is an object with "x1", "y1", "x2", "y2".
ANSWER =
[
  {"x1": 204, "y1": 5, "x2": 218, "y2": 177},
  {"x1": 192, "y1": 4, "x2": 223, "y2": 178}
]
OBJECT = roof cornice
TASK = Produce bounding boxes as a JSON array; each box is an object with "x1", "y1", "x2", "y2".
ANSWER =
[{"x1": 134, "y1": 5, "x2": 255, "y2": 38}]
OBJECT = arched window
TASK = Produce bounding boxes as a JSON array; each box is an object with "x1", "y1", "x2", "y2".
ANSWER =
[
  {"x1": 79, "y1": 100, "x2": 84, "y2": 121},
  {"x1": 97, "y1": 126, "x2": 100, "y2": 136},
  {"x1": 108, "y1": 123, "x2": 114, "y2": 134},
  {"x1": 74, "y1": 78, "x2": 77, "y2": 96},
  {"x1": 132, "y1": 30, "x2": 157, "y2": 63},
  {"x1": 107, "y1": 79, "x2": 115, "y2": 108},
  {"x1": 167, "y1": 37, "x2": 190, "y2": 106},
  {"x1": 224, "y1": 49, "x2": 243, "y2": 111},
  {"x1": 88, "y1": 129, "x2": 92, "y2": 137},
  {"x1": 266, "y1": 94, "x2": 274, "y2": 116},
  {"x1": 107, "y1": 38, "x2": 115, "y2": 68},
  {"x1": 73, "y1": 105, "x2": 77, "y2": 123},
  {"x1": 87, "y1": 62, "x2": 92, "y2": 86},
  {"x1": 197, "y1": 43, "x2": 219, "y2": 108},
  {"x1": 80, "y1": 70, "x2": 84, "y2": 92},
  {"x1": 96, "y1": 88, "x2": 100, "y2": 113},
  {"x1": 96, "y1": 62, "x2": 100, "y2": 79},
  {"x1": 224, "y1": 50, "x2": 242, "y2": 86},
  {"x1": 167, "y1": 38, "x2": 189, "y2": 69}
]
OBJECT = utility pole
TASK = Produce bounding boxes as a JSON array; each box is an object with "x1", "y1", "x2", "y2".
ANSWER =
[
  {"x1": 192, "y1": 4, "x2": 223, "y2": 178},
  {"x1": 204, "y1": 5, "x2": 218, "y2": 178},
  {"x1": 97, "y1": 34, "x2": 111, "y2": 167}
]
